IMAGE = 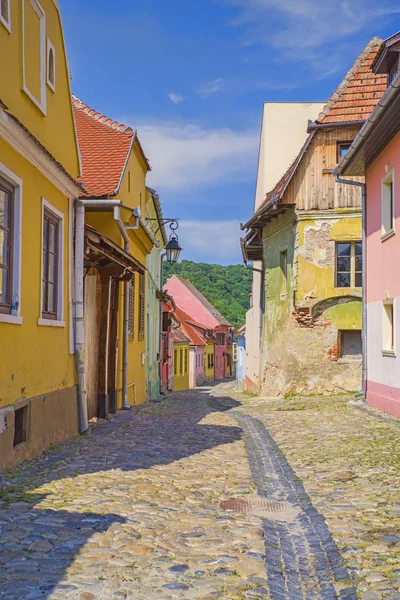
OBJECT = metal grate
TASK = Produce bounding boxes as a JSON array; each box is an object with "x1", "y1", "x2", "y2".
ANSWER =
[{"x1": 220, "y1": 496, "x2": 301, "y2": 522}]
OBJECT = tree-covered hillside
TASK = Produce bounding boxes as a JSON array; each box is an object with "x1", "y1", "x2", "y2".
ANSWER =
[{"x1": 163, "y1": 260, "x2": 252, "y2": 330}]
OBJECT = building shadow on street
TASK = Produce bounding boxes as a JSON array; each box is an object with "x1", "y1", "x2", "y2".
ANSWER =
[{"x1": 0, "y1": 392, "x2": 242, "y2": 599}]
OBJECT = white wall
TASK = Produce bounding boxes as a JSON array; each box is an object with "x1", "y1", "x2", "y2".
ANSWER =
[
  {"x1": 254, "y1": 102, "x2": 325, "y2": 211},
  {"x1": 367, "y1": 298, "x2": 400, "y2": 388}
]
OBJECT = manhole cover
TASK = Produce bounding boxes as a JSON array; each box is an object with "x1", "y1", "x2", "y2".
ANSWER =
[{"x1": 220, "y1": 496, "x2": 301, "y2": 522}]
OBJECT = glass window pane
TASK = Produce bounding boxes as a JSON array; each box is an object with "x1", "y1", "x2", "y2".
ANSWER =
[
  {"x1": 49, "y1": 253, "x2": 56, "y2": 283},
  {"x1": 0, "y1": 265, "x2": 7, "y2": 302},
  {"x1": 337, "y1": 257, "x2": 351, "y2": 272},
  {"x1": 337, "y1": 272, "x2": 351, "y2": 287},
  {"x1": 337, "y1": 243, "x2": 351, "y2": 257},
  {"x1": 49, "y1": 222, "x2": 57, "y2": 252},
  {"x1": 0, "y1": 190, "x2": 10, "y2": 228},
  {"x1": 42, "y1": 277, "x2": 47, "y2": 311},
  {"x1": 355, "y1": 272, "x2": 362, "y2": 287},
  {"x1": 48, "y1": 282, "x2": 55, "y2": 313},
  {"x1": 0, "y1": 229, "x2": 8, "y2": 266},
  {"x1": 355, "y1": 256, "x2": 362, "y2": 271},
  {"x1": 355, "y1": 243, "x2": 362, "y2": 256},
  {"x1": 43, "y1": 218, "x2": 49, "y2": 249}
]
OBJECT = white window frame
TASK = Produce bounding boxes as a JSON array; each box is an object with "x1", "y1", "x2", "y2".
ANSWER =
[
  {"x1": 381, "y1": 168, "x2": 395, "y2": 241},
  {"x1": 46, "y1": 38, "x2": 56, "y2": 92},
  {"x1": 22, "y1": 0, "x2": 47, "y2": 115},
  {"x1": 0, "y1": 0, "x2": 11, "y2": 32},
  {"x1": 0, "y1": 163, "x2": 23, "y2": 325},
  {"x1": 382, "y1": 298, "x2": 395, "y2": 356},
  {"x1": 38, "y1": 198, "x2": 65, "y2": 327}
]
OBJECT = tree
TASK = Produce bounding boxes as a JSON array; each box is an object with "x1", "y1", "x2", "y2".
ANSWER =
[{"x1": 163, "y1": 260, "x2": 252, "y2": 330}]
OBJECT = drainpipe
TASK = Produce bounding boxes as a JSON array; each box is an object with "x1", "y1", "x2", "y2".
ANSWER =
[
  {"x1": 74, "y1": 199, "x2": 137, "y2": 431},
  {"x1": 114, "y1": 206, "x2": 140, "y2": 409},
  {"x1": 334, "y1": 176, "x2": 366, "y2": 398}
]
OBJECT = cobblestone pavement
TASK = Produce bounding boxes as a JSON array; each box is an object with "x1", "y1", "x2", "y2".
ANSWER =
[
  {"x1": 0, "y1": 384, "x2": 399, "y2": 600},
  {"x1": 214, "y1": 384, "x2": 400, "y2": 600}
]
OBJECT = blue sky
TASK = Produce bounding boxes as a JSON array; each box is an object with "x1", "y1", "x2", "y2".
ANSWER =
[{"x1": 61, "y1": 0, "x2": 400, "y2": 264}]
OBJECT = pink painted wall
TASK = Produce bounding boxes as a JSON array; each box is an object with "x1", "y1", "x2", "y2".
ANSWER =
[
  {"x1": 365, "y1": 132, "x2": 400, "y2": 305},
  {"x1": 215, "y1": 345, "x2": 225, "y2": 379},
  {"x1": 365, "y1": 130, "x2": 400, "y2": 418},
  {"x1": 164, "y1": 277, "x2": 220, "y2": 329},
  {"x1": 196, "y1": 347, "x2": 205, "y2": 385}
]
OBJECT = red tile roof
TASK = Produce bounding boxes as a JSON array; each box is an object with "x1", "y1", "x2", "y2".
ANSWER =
[
  {"x1": 170, "y1": 276, "x2": 232, "y2": 327},
  {"x1": 73, "y1": 96, "x2": 150, "y2": 198},
  {"x1": 317, "y1": 37, "x2": 387, "y2": 124},
  {"x1": 174, "y1": 306, "x2": 208, "y2": 346}
]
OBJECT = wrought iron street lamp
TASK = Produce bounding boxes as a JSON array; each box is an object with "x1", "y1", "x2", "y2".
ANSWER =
[{"x1": 165, "y1": 221, "x2": 182, "y2": 264}]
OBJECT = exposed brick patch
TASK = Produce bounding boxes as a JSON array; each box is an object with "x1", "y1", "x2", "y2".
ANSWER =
[
  {"x1": 328, "y1": 342, "x2": 340, "y2": 362},
  {"x1": 304, "y1": 222, "x2": 335, "y2": 268}
]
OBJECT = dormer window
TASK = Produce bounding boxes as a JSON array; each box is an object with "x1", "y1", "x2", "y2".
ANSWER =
[
  {"x1": 337, "y1": 142, "x2": 352, "y2": 163},
  {"x1": 0, "y1": 0, "x2": 11, "y2": 32},
  {"x1": 47, "y1": 39, "x2": 56, "y2": 91}
]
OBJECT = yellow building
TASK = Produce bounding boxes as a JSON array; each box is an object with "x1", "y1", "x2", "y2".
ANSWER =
[
  {"x1": 0, "y1": 0, "x2": 82, "y2": 468},
  {"x1": 173, "y1": 329, "x2": 190, "y2": 391},
  {"x1": 72, "y1": 98, "x2": 160, "y2": 418},
  {"x1": 204, "y1": 341, "x2": 215, "y2": 381}
]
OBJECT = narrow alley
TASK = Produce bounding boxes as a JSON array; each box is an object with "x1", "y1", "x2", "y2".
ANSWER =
[{"x1": 1, "y1": 383, "x2": 399, "y2": 600}]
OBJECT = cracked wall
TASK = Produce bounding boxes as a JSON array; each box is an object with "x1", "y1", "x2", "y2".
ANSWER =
[{"x1": 260, "y1": 211, "x2": 362, "y2": 397}]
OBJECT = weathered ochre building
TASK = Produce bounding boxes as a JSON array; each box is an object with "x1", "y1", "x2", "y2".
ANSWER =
[{"x1": 242, "y1": 38, "x2": 387, "y2": 397}]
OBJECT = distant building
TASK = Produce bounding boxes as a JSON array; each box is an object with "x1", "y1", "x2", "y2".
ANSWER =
[{"x1": 164, "y1": 275, "x2": 232, "y2": 380}]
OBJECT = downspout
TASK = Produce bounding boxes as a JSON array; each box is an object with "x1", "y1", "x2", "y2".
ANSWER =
[
  {"x1": 74, "y1": 199, "x2": 137, "y2": 432},
  {"x1": 334, "y1": 175, "x2": 366, "y2": 398},
  {"x1": 114, "y1": 206, "x2": 140, "y2": 409}
]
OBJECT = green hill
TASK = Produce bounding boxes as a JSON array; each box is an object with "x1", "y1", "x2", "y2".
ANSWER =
[{"x1": 163, "y1": 260, "x2": 252, "y2": 330}]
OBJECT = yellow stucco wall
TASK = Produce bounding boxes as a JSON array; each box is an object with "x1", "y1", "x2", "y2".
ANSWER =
[
  {"x1": 173, "y1": 343, "x2": 189, "y2": 391},
  {"x1": 0, "y1": 0, "x2": 80, "y2": 177},
  {"x1": 84, "y1": 145, "x2": 153, "y2": 408},
  {"x1": 296, "y1": 212, "x2": 362, "y2": 307},
  {"x1": 204, "y1": 342, "x2": 215, "y2": 381},
  {"x1": 0, "y1": 138, "x2": 75, "y2": 409}
]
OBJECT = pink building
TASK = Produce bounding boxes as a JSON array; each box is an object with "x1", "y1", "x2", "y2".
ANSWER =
[
  {"x1": 164, "y1": 276, "x2": 232, "y2": 380},
  {"x1": 174, "y1": 306, "x2": 207, "y2": 387},
  {"x1": 337, "y1": 33, "x2": 400, "y2": 417}
]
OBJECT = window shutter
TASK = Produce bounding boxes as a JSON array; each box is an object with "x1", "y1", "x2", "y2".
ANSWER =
[
  {"x1": 128, "y1": 277, "x2": 135, "y2": 336},
  {"x1": 139, "y1": 272, "x2": 145, "y2": 339}
]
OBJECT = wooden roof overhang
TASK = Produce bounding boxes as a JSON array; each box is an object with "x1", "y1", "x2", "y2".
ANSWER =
[
  {"x1": 338, "y1": 84, "x2": 400, "y2": 176},
  {"x1": 84, "y1": 224, "x2": 145, "y2": 278},
  {"x1": 240, "y1": 203, "x2": 294, "y2": 263}
]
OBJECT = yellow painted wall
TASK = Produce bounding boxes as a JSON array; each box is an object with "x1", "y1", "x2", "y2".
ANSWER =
[
  {"x1": 296, "y1": 213, "x2": 362, "y2": 304},
  {"x1": 173, "y1": 343, "x2": 189, "y2": 391},
  {"x1": 84, "y1": 145, "x2": 153, "y2": 408},
  {"x1": 0, "y1": 138, "x2": 74, "y2": 409},
  {"x1": 0, "y1": 0, "x2": 80, "y2": 177},
  {"x1": 204, "y1": 342, "x2": 215, "y2": 381}
]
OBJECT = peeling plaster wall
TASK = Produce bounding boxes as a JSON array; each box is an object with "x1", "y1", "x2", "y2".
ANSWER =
[{"x1": 260, "y1": 211, "x2": 362, "y2": 397}]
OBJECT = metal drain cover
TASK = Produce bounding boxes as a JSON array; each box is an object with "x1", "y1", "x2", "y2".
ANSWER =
[{"x1": 220, "y1": 496, "x2": 301, "y2": 522}]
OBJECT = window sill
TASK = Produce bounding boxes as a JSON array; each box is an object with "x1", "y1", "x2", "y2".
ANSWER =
[
  {"x1": 0, "y1": 15, "x2": 11, "y2": 33},
  {"x1": 381, "y1": 228, "x2": 395, "y2": 242},
  {"x1": 382, "y1": 349, "x2": 396, "y2": 357},
  {"x1": 0, "y1": 314, "x2": 23, "y2": 325},
  {"x1": 38, "y1": 318, "x2": 65, "y2": 328}
]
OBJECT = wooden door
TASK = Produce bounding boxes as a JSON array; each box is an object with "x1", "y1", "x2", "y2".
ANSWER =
[{"x1": 84, "y1": 268, "x2": 102, "y2": 420}]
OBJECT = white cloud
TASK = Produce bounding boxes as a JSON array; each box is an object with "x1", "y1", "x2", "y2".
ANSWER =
[
  {"x1": 196, "y1": 78, "x2": 226, "y2": 98},
  {"x1": 168, "y1": 92, "x2": 185, "y2": 104},
  {"x1": 225, "y1": 0, "x2": 400, "y2": 74},
  {"x1": 131, "y1": 119, "x2": 258, "y2": 192},
  {"x1": 178, "y1": 219, "x2": 243, "y2": 264}
]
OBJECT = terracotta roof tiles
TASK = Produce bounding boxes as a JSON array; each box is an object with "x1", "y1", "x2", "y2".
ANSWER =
[
  {"x1": 317, "y1": 37, "x2": 387, "y2": 124},
  {"x1": 73, "y1": 96, "x2": 150, "y2": 198},
  {"x1": 174, "y1": 306, "x2": 208, "y2": 346}
]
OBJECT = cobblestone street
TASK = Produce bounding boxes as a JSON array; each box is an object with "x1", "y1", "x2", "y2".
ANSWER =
[{"x1": 1, "y1": 383, "x2": 399, "y2": 600}]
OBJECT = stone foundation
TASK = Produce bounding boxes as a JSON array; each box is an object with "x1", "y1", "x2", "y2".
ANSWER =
[{"x1": 0, "y1": 386, "x2": 79, "y2": 470}]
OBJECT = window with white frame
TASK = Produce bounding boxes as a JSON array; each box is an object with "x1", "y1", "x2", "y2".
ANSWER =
[
  {"x1": 382, "y1": 169, "x2": 395, "y2": 238},
  {"x1": 46, "y1": 39, "x2": 56, "y2": 91},
  {"x1": 22, "y1": 0, "x2": 46, "y2": 114},
  {"x1": 0, "y1": 0, "x2": 11, "y2": 31},
  {"x1": 40, "y1": 200, "x2": 64, "y2": 324},
  {"x1": 0, "y1": 165, "x2": 22, "y2": 324},
  {"x1": 382, "y1": 299, "x2": 395, "y2": 354},
  {"x1": 336, "y1": 242, "x2": 362, "y2": 288}
]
